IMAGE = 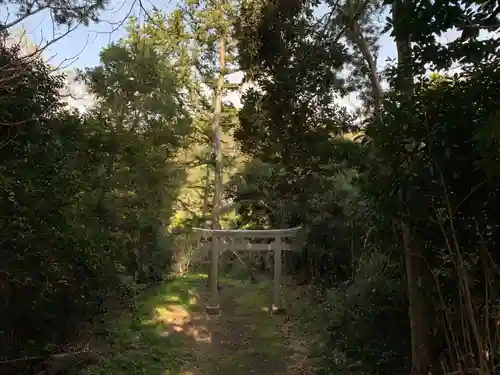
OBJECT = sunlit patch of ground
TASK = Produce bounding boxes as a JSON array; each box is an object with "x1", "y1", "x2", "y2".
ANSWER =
[
  {"x1": 79, "y1": 274, "x2": 319, "y2": 375},
  {"x1": 80, "y1": 275, "x2": 208, "y2": 375}
]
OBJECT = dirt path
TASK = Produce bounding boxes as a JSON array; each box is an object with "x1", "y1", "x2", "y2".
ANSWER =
[
  {"x1": 192, "y1": 280, "x2": 287, "y2": 375},
  {"x1": 80, "y1": 274, "x2": 315, "y2": 375}
]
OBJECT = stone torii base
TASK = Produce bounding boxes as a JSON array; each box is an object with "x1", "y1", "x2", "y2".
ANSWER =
[{"x1": 193, "y1": 226, "x2": 302, "y2": 315}]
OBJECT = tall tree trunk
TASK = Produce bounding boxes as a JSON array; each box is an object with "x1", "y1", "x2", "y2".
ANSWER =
[
  {"x1": 401, "y1": 219, "x2": 434, "y2": 375},
  {"x1": 202, "y1": 165, "x2": 212, "y2": 287},
  {"x1": 201, "y1": 166, "x2": 211, "y2": 226},
  {"x1": 208, "y1": 36, "x2": 225, "y2": 296},
  {"x1": 212, "y1": 38, "x2": 225, "y2": 231},
  {"x1": 350, "y1": 0, "x2": 437, "y2": 372},
  {"x1": 392, "y1": 1, "x2": 435, "y2": 374},
  {"x1": 348, "y1": 20, "x2": 383, "y2": 118}
]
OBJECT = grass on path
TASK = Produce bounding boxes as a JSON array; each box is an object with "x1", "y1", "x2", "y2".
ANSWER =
[{"x1": 80, "y1": 274, "x2": 318, "y2": 375}]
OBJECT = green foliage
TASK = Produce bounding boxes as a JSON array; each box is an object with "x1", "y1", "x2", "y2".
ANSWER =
[{"x1": 0, "y1": 27, "x2": 189, "y2": 362}]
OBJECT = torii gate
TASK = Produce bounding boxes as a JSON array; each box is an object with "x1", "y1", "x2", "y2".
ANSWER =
[{"x1": 193, "y1": 226, "x2": 302, "y2": 315}]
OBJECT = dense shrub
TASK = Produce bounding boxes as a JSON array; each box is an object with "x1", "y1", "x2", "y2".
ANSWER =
[
  {"x1": 318, "y1": 252, "x2": 410, "y2": 375},
  {"x1": 0, "y1": 42, "x2": 186, "y2": 361}
]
